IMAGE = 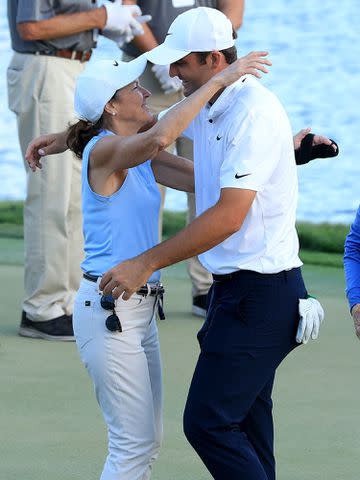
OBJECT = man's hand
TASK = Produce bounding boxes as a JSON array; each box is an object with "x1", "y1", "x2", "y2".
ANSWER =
[
  {"x1": 100, "y1": 256, "x2": 153, "y2": 300},
  {"x1": 102, "y1": 2, "x2": 151, "y2": 44},
  {"x1": 152, "y1": 64, "x2": 183, "y2": 94},
  {"x1": 351, "y1": 304, "x2": 360, "y2": 340},
  {"x1": 296, "y1": 297, "x2": 325, "y2": 344},
  {"x1": 25, "y1": 132, "x2": 68, "y2": 172},
  {"x1": 293, "y1": 127, "x2": 337, "y2": 152},
  {"x1": 293, "y1": 128, "x2": 339, "y2": 165}
]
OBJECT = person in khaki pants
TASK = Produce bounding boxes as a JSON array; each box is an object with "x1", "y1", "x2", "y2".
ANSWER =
[
  {"x1": 122, "y1": 0, "x2": 244, "y2": 317},
  {"x1": 6, "y1": 0, "x2": 149, "y2": 340}
]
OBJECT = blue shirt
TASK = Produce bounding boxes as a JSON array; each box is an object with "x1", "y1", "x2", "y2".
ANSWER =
[
  {"x1": 81, "y1": 130, "x2": 161, "y2": 282},
  {"x1": 344, "y1": 205, "x2": 360, "y2": 311}
]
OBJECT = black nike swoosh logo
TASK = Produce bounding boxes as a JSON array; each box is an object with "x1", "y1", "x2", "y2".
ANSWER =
[
  {"x1": 235, "y1": 173, "x2": 251, "y2": 179},
  {"x1": 113, "y1": 60, "x2": 119, "y2": 66},
  {"x1": 216, "y1": 135, "x2": 222, "y2": 140}
]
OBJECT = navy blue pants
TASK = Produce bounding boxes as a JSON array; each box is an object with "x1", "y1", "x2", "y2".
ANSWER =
[{"x1": 183, "y1": 268, "x2": 307, "y2": 480}]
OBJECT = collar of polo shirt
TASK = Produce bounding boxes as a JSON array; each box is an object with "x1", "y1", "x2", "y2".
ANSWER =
[{"x1": 207, "y1": 76, "x2": 251, "y2": 122}]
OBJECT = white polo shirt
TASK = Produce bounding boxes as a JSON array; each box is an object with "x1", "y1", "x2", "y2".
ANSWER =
[{"x1": 181, "y1": 76, "x2": 302, "y2": 274}]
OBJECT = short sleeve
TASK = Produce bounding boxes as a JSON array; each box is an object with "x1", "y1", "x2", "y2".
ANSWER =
[
  {"x1": 158, "y1": 102, "x2": 194, "y2": 141},
  {"x1": 16, "y1": 0, "x2": 55, "y2": 23},
  {"x1": 220, "y1": 112, "x2": 280, "y2": 192}
]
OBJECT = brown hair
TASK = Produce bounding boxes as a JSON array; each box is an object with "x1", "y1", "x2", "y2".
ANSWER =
[{"x1": 66, "y1": 117, "x2": 103, "y2": 159}]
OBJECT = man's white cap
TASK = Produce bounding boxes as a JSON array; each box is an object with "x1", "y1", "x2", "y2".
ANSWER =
[
  {"x1": 74, "y1": 54, "x2": 147, "y2": 123},
  {"x1": 146, "y1": 7, "x2": 234, "y2": 66}
]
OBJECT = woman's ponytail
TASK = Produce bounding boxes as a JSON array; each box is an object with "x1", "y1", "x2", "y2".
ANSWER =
[{"x1": 66, "y1": 117, "x2": 103, "y2": 158}]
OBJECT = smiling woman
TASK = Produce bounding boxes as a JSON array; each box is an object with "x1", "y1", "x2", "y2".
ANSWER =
[{"x1": 25, "y1": 51, "x2": 269, "y2": 480}]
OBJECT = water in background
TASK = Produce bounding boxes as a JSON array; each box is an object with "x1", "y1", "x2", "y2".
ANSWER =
[{"x1": 0, "y1": 0, "x2": 359, "y2": 223}]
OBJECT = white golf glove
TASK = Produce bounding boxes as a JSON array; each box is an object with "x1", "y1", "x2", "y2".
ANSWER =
[
  {"x1": 102, "y1": 2, "x2": 151, "y2": 45},
  {"x1": 296, "y1": 297, "x2": 325, "y2": 344},
  {"x1": 152, "y1": 64, "x2": 183, "y2": 94}
]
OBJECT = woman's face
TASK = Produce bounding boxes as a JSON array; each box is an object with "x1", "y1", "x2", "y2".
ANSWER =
[{"x1": 111, "y1": 80, "x2": 153, "y2": 125}]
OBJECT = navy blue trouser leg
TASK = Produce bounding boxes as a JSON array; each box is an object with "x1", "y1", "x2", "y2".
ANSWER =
[
  {"x1": 243, "y1": 373, "x2": 276, "y2": 480},
  {"x1": 183, "y1": 268, "x2": 307, "y2": 480}
]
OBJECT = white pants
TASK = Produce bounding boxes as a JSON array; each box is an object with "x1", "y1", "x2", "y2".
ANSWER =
[{"x1": 73, "y1": 279, "x2": 163, "y2": 480}]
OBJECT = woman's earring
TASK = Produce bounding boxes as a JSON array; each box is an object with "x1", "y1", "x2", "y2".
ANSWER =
[{"x1": 112, "y1": 112, "x2": 116, "y2": 116}]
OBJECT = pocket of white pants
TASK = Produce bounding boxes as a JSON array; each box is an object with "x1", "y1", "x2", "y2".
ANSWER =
[
  {"x1": 73, "y1": 296, "x2": 95, "y2": 350},
  {"x1": 7, "y1": 67, "x2": 23, "y2": 114},
  {"x1": 114, "y1": 295, "x2": 155, "y2": 332}
]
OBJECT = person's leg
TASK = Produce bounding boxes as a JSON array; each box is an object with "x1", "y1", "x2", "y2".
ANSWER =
[
  {"x1": 243, "y1": 373, "x2": 276, "y2": 480},
  {"x1": 183, "y1": 269, "x2": 306, "y2": 480},
  {"x1": 74, "y1": 284, "x2": 161, "y2": 480},
  {"x1": 142, "y1": 309, "x2": 163, "y2": 480},
  {"x1": 7, "y1": 53, "x2": 84, "y2": 334}
]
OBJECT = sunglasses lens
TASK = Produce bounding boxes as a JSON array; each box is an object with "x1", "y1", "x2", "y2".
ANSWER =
[
  {"x1": 105, "y1": 313, "x2": 122, "y2": 332},
  {"x1": 101, "y1": 295, "x2": 115, "y2": 310}
]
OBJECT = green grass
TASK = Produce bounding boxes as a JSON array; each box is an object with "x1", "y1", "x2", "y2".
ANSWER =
[
  {"x1": 0, "y1": 262, "x2": 357, "y2": 480},
  {"x1": 297, "y1": 221, "x2": 349, "y2": 253},
  {"x1": 300, "y1": 249, "x2": 343, "y2": 268},
  {"x1": 0, "y1": 201, "x2": 23, "y2": 224},
  {"x1": 0, "y1": 238, "x2": 24, "y2": 265},
  {"x1": 0, "y1": 223, "x2": 24, "y2": 238},
  {"x1": 0, "y1": 211, "x2": 352, "y2": 479}
]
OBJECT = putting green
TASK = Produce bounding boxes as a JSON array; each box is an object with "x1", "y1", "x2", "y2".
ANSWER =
[{"x1": 0, "y1": 263, "x2": 359, "y2": 480}]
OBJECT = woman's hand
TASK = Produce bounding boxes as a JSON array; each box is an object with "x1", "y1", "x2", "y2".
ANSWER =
[
  {"x1": 25, "y1": 131, "x2": 68, "y2": 172},
  {"x1": 214, "y1": 51, "x2": 272, "y2": 88}
]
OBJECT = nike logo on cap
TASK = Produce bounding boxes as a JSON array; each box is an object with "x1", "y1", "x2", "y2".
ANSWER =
[
  {"x1": 216, "y1": 135, "x2": 222, "y2": 140},
  {"x1": 113, "y1": 60, "x2": 119, "y2": 66},
  {"x1": 235, "y1": 173, "x2": 251, "y2": 179}
]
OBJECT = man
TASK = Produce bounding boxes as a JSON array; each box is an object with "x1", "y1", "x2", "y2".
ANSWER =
[
  {"x1": 7, "y1": 0, "x2": 149, "y2": 340},
  {"x1": 121, "y1": 0, "x2": 245, "y2": 318},
  {"x1": 100, "y1": 7, "x2": 330, "y2": 479},
  {"x1": 344, "y1": 207, "x2": 360, "y2": 340}
]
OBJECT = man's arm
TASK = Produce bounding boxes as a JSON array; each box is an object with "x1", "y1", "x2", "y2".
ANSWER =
[
  {"x1": 217, "y1": 0, "x2": 245, "y2": 30},
  {"x1": 100, "y1": 188, "x2": 256, "y2": 298},
  {"x1": 344, "y1": 206, "x2": 360, "y2": 340},
  {"x1": 17, "y1": 8, "x2": 107, "y2": 41}
]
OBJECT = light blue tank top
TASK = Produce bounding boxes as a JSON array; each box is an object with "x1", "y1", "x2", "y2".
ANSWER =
[{"x1": 81, "y1": 130, "x2": 161, "y2": 283}]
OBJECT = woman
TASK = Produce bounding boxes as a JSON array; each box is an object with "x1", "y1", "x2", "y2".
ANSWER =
[{"x1": 27, "y1": 52, "x2": 270, "y2": 480}]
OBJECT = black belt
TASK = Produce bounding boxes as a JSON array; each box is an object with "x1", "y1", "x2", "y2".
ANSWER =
[
  {"x1": 213, "y1": 268, "x2": 296, "y2": 282},
  {"x1": 83, "y1": 272, "x2": 165, "y2": 297}
]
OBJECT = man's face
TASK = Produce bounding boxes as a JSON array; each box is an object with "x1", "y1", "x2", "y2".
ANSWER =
[{"x1": 169, "y1": 53, "x2": 213, "y2": 97}]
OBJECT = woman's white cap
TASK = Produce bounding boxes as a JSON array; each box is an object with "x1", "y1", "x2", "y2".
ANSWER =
[
  {"x1": 146, "y1": 7, "x2": 234, "y2": 66},
  {"x1": 74, "y1": 54, "x2": 148, "y2": 123}
]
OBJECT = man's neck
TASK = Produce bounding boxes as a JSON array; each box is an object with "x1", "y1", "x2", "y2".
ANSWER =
[{"x1": 209, "y1": 87, "x2": 226, "y2": 106}]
